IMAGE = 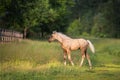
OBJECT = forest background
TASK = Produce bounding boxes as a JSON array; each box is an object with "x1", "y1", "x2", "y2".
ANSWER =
[{"x1": 0, "y1": 0, "x2": 120, "y2": 39}]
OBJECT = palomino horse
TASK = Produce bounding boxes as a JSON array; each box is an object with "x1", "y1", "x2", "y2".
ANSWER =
[{"x1": 48, "y1": 31, "x2": 95, "y2": 69}]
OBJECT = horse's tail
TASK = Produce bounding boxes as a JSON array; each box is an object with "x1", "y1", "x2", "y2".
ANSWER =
[{"x1": 87, "y1": 40, "x2": 95, "y2": 53}]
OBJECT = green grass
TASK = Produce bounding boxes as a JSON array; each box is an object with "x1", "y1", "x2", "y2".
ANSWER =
[{"x1": 0, "y1": 39, "x2": 120, "y2": 80}]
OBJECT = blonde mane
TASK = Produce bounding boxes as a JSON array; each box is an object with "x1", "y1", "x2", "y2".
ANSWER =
[{"x1": 57, "y1": 32, "x2": 71, "y2": 40}]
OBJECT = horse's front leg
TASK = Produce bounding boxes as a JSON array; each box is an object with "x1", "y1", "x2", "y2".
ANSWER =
[
  {"x1": 67, "y1": 50, "x2": 74, "y2": 66},
  {"x1": 63, "y1": 50, "x2": 67, "y2": 66}
]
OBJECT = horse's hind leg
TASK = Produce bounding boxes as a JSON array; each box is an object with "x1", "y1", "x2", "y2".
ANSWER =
[
  {"x1": 86, "y1": 53, "x2": 92, "y2": 69},
  {"x1": 80, "y1": 49, "x2": 86, "y2": 67},
  {"x1": 80, "y1": 53, "x2": 85, "y2": 67}
]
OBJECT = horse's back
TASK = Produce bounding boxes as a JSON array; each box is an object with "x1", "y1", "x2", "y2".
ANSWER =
[
  {"x1": 68, "y1": 38, "x2": 88, "y2": 50},
  {"x1": 78, "y1": 38, "x2": 88, "y2": 48}
]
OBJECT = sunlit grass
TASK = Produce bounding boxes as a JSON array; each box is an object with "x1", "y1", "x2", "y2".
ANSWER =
[
  {"x1": 0, "y1": 39, "x2": 120, "y2": 80},
  {"x1": 0, "y1": 40, "x2": 62, "y2": 64},
  {"x1": 1, "y1": 61, "x2": 120, "y2": 80}
]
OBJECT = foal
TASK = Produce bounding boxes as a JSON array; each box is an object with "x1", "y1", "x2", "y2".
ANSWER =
[{"x1": 48, "y1": 31, "x2": 95, "y2": 69}]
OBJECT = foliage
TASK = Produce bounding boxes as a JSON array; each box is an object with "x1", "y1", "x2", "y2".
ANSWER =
[
  {"x1": 66, "y1": 19, "x2": 82, "y2": 36},
  {"x1": 0, "y1": 0, "x2": 120, "y2": 38},
  {"x1": 70, "y1": 0, "x2": 120, "y2": 38},
  {"x1": 92, "y1": 13, "x2": 108, "y2": 37}
]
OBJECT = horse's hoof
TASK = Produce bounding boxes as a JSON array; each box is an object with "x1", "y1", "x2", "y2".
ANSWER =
[{"x1": 89, "y1": 67, "x2": 92, "y2": 70}]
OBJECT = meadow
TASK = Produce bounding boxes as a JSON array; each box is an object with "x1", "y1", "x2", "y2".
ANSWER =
[{"x1": 0, "y1": 38, "x2": 120, "y2": 80}]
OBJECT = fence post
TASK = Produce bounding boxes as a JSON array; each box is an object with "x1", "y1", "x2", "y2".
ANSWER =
[{"x1": 0, "y1": 28, "x2": 23, "y2": 43}]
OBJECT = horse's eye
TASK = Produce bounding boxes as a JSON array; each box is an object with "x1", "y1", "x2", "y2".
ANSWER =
[{"x1": 51, "y1": 35, "x2": 54, "y2": 37}]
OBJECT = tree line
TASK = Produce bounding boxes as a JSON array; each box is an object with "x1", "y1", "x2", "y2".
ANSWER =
[{"x1": 0, "y1": 0, "x2": 120, "y2": 38}]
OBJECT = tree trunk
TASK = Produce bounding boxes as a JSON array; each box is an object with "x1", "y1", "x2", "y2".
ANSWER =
[
  {"x1": 41, "y1": 30, "x2": 44, "y2": 38},
  {"x1": 23, "y1": 28, "x2": 27, "y2": 39}
]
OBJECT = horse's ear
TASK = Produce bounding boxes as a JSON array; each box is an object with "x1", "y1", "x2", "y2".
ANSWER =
[{"x1": 53, "y1": 31, "x2": 57, "y2": 34}]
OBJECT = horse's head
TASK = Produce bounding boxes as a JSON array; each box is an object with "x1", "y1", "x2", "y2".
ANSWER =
[{"x1": 48, "y1": 31, "x2": 57, "y2": 43}]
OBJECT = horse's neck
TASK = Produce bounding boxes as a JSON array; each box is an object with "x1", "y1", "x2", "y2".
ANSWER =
[
  {"x1": 57, "y1": 35, "x2": 72, "y2": 44},
  {"x1": 56, "y1": 35, "x2": 63, "y2": 44},
  {"x1": 56, "y1": 33, "x2": 72, "y2": 44}
]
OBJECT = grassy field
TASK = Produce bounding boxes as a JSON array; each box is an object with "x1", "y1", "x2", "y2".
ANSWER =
[{"x1": 0, "y1": 38, "x2": 120, "y2": 80}]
